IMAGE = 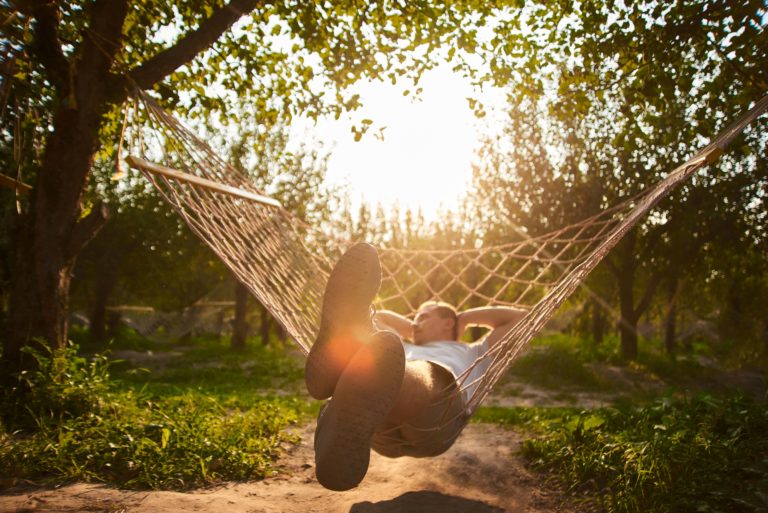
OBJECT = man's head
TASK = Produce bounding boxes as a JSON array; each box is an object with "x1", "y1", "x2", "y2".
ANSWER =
[{"x1": 412, "y1": 301, "x2": 458, "y2": 344}]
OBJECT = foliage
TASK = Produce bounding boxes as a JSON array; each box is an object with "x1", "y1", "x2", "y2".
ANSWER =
[
  {"x1": 2, "y1": 0, "x2": 509, "y2": 180},
  {"x1": 519, "y1": 395, "x2": 768, "y2": 513},
  {"x1": 72, "y1": 179, "x2": 226, "y2": 313},
  {"x1": 468, "y1": 0, "x2": 768, "y2": 359},
  {"x1": 2, "y1": 0, "x2": 519, "y2": 367},
  {"x1": 1, "y1": 342, "x2": 111, "y2": 430},
  {"x1": 0, "y1": 338, "x2": 311, "y2": 489}
]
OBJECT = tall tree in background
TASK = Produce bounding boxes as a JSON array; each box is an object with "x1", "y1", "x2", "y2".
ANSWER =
[
  {"x1": 474, "y1": 0, "x2": 767, "y2": 359},
  {"x1": 0, "y1": 0, "x2": 501, "y2": 375},
  {"x1": 70, "y1": 167, "x2": 226, "y2": 344}
]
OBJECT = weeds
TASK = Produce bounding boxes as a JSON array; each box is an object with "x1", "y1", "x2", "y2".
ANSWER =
[
  {"x1": 0, "y1": 339, "x2": 311, "y2": 489},
  {"x1": 513, "y1": 395, "x2": 768, "y2": 512}
]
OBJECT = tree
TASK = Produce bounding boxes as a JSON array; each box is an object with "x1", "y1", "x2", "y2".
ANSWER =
[
  {"x1": 70, "y1": 167, "x2": 226, "y2": 344},
  {"x1": 473, "y1": 0, "x2": 767, "y2": 359},
  {"x1": 1, "y1": 0, "x2": 503, "y2": 376}
]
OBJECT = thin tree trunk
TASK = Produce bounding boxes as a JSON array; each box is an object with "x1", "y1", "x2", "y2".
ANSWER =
[
  {"x1": 591, "y1": 299, "x2": 606, "y2": 345},
  {"x1": 259, "y1": 304, "x2": 271, "y2": 346},
  {"x1": 610, "y1": 232, "x2": 662, "y2": 362},
  {"x1": 231, "y1": 281, "x2": 249, "y2": 350},
  {"x1": 618, "y1": 307, "x2": 639, "y2": 361},
  {"x1": 663, "y1": 277, "x2": 681, "y2": 356},
  {"x1": 90, "y1": 270, "x2": 119, "y2": 344},
  {"x1": 616, "y1": 249, "x2": 639, "y2": 361}
]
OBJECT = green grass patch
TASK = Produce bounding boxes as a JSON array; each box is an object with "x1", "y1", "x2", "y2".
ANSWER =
[
  {"x1": 0, "y1": 338, "x2": 314, "y2": 489},
  {"x1": 69, "y1": 324, "x2": 158, "y2": 353},
  {"x1": 498, "y1": 395, "x2": 768, "y2": 512},
  {"x1": 472, "y1": 405, "x2": 580, "y2": 428},
  {"x1": 110, "y1": 335, "x2": 305, "y2": 403},
  {"x1": 507, "y1": 334, "x2": 607, "y2": 391},
  {"x1": 508, "y1": 333, "x2": 747, "y2": 397}
]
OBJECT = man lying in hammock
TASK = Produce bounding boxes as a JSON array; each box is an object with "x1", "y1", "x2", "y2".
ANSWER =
[{"x1": 305, "y1": 243, "x2": 527, "y2": 491}]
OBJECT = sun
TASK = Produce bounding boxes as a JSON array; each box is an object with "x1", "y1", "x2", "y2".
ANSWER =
[{"x1": 292, "y1": 64, "x2": 505, "y2": 224}]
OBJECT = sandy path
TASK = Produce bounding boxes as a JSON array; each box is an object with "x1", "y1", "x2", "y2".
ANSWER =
[{"x1": 0, "y1": 422, "x2": 570, "y2": 513}]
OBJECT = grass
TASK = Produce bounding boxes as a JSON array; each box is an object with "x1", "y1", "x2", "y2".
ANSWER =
[
  {"x1": 474, "y1": 395, "x2": 768, "y2": 513},
  {"x1": 110, "y1": 336, "x2": 306, "y2": 401},
  {"x1": 505, "y1": 333, "x2": 757, "y2": 397},
  {"x1": 478, "y1": 334, "x2": 768, "y2": 512},
  {"x1": 3, "y1": 326, "x2": 765, "y2": 508},
  {"x1": 0, "y1": 333, "x2": 314, "y2": 490},
  {"x1": 506, "y1": 334, "x2": 607, "y2": 391}
]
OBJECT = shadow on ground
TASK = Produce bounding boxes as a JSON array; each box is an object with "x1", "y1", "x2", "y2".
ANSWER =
[{"x1": 350, "y1": 490, "x2": 503, "y2": 513}]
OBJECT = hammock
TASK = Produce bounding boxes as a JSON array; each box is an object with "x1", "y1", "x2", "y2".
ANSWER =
[{"x1": 122, "y1": 90, "x2": 768, "y2": 449}]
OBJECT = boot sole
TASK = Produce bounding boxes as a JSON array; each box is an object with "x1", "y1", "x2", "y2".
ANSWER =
[{"x1": 305, "y1": 243, "x2": 381, "y2": 400}]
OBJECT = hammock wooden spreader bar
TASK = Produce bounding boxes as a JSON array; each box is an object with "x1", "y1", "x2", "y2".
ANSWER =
[
  {"x1": 0, "y1": 173, "x2": 32, "y2": 195},
  {"x1": 126, "y1": 155, "x2": 282, "y2": 208}
]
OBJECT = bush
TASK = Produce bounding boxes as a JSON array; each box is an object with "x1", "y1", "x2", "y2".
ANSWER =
[
  {"x1": 521, "y1": 395, "x2": 768, "y2": 512},
  {"x1": 0, "y1": 342, "x2": 306, "y2": 489},
  {"x1": 1, "y1": 342, "x2": 111, "y2": 430}
]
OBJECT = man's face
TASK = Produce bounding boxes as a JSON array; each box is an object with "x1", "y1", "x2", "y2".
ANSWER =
[{"x1": 412, "y1": 306, "x2": 453, "y2": 344}]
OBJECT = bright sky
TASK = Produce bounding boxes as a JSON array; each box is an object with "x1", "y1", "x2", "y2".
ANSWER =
[{"x1": 292, "y1": 64, "x2": 507, "y2": 222}]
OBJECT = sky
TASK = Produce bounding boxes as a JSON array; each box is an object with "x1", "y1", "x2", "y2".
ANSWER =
[{"x1": 291, "y1": 64, "x2": 508, "y2": 222}]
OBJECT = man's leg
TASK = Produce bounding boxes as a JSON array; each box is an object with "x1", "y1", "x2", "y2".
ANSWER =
[
  {"x1": 305, "y1": 243, "x2": 380, "y2": 400},
  {"x1": 314, "y1": 330, "x2": 405, "y2": 491},
  {"x1": 372, "y1": 361, "x2": 467, "y2": 458}
]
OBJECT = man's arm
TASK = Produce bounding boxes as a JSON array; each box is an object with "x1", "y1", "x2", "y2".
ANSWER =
[
  {"x1": 373, "y1": 309, "x2": 413, "y2": 340},
  {"x1": 457, "y1": 306, "x2": 528, "y2": 348}
]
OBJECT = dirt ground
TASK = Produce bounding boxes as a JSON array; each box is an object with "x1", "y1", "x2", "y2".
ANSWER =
[{"x1": 0, "y1": 422, "x2": 571, "y2": 513}]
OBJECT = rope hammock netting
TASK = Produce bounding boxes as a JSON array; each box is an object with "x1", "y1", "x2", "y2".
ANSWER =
[{"x1": 121, "y1": 90, "x2": 768, "y2": 450}]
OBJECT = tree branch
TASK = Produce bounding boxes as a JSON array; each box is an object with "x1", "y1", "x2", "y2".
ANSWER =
[
  {"x1": 30, "y1": 0, "x2": 69, "y2": 92},
  {"x1": 67, "y1": 202, "x2": 110, "y2": 260},
  {"x1": 76, "y1": 0, "x2": 129, "y2": 102},
  {"x1": 633, "y1": 268, "x2": 664, "y2": 320},
  {"x1": 127, "y1": 0, "x2": 262, "y2": 90}
]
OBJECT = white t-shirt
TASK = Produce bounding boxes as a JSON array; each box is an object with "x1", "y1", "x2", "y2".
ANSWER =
[{"x1": 402, "y1": 339, "x2": 492, "y2": 405}]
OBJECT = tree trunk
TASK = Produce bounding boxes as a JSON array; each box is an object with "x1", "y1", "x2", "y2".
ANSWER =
[
  {"x1": 618, "y1": 298, "x2": 639, "y2": 361},
  {"x1": 615, "y1": 238, "x2": 639, "y2": 361},
  {"x1": 231, "y1": 281, "x2": 249, "y2": 351},
  {"x1": 663, "y1": 277, "x2": 681, "y2": 356},
  {"x1": 259, "y1": 304, "x2": 272, "y2": 346},
  {"x1": 90, "y1": 270, "x2": 119, "y2": 344},
  {"x1": 4, "y1": 114, "x2": 110, "y2": 372},
  {"x1": 3, "y1": 0, "x2": 261, "y2": 381},
  {"x1": 5, "y1": 220, "x2": 76, "y2": 368},
  {"x1": 610, "y1": 231, "x2": 663, "y2": 362},
  {"x1": 591, "y1": 299, "x2": 606, "y2": 345},
  {"x1": 2, "y1": 1, "x2": 127, "y2": 378}
]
